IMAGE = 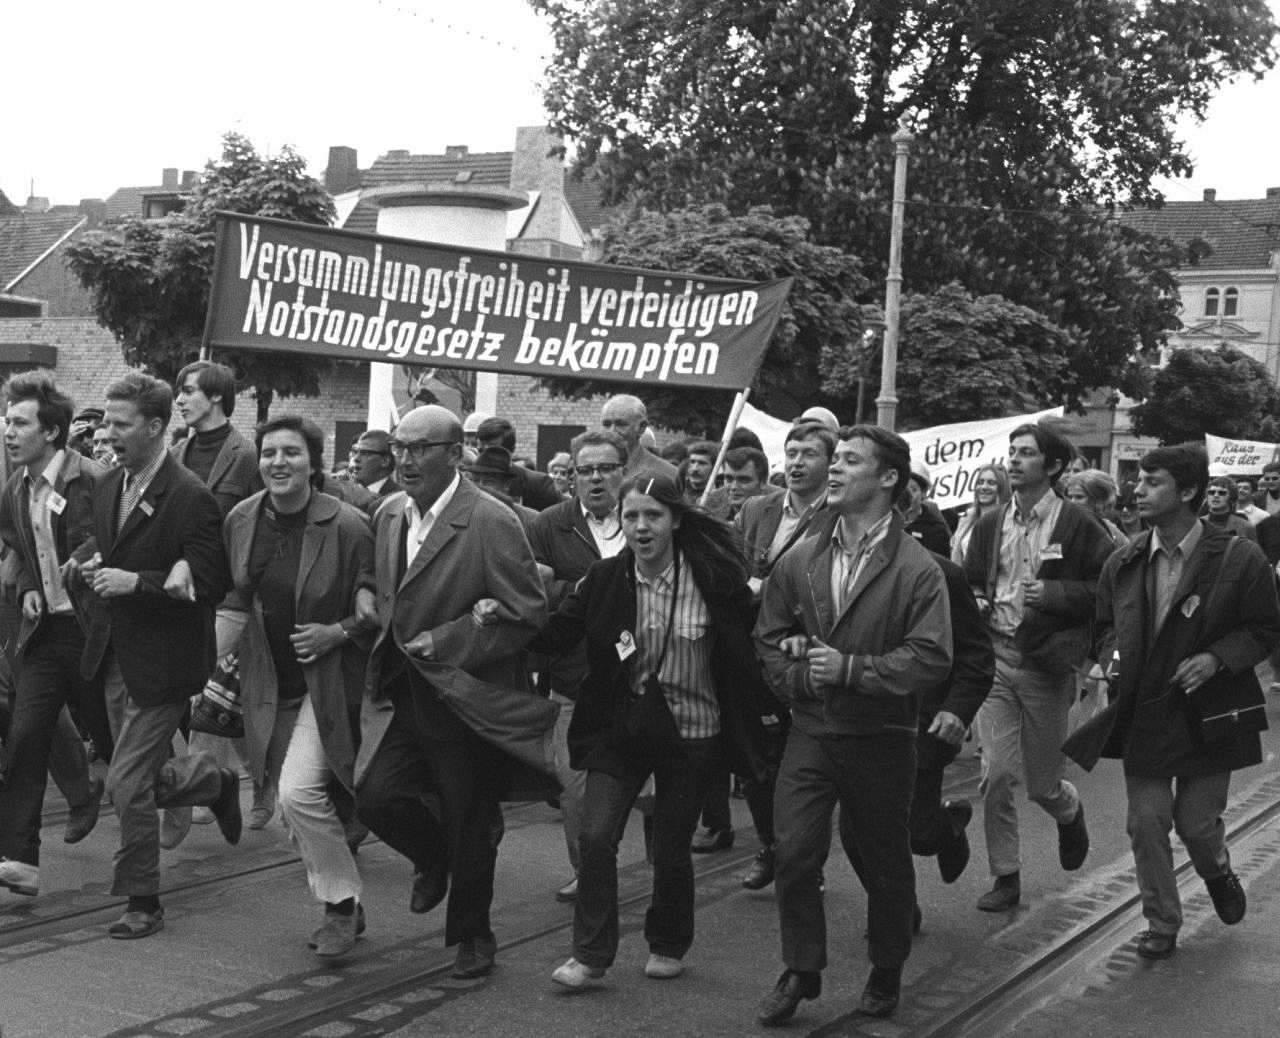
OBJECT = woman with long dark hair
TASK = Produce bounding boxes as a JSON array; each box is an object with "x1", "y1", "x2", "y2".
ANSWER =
[{"x1": 525, "y1": 475, "x2": 766, "y2": 989}]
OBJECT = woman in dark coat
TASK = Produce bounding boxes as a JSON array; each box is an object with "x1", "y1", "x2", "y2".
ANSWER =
[{"x1": 529, "y1": 475, "x2": 766, "y2": 989}]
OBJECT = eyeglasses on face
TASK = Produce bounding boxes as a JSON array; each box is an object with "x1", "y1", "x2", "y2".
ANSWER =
[
  {"x1": 387, "y1": 439, "x2": 457, "y2": 459},
  {"x1": 351, "y1": 448, "x2": 389, "y2": 458},
  {"x1": 572, "y1": 463, "x2": 624, "y2": 478},
  {"x1": 1205, "y1": 488, "x2": 1231, "y2": 495}
]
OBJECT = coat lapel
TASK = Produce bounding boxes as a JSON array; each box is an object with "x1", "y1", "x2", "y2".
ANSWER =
[
  {"x1": 398, "y1": 481, "x2": 472, "y2": 591},
  {"x1": 113, "y1": 459, "x2": 171, "y2": 551},
  {"x1": 296, "y1": 493, "x2": 338, "y2": 600}
]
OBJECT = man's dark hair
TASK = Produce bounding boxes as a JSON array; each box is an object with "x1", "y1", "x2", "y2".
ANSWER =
[
  {"x1": 687, "y1": 439, "x2": 719, "y2": 460},
  {"x1": 659, "y1": 440, "x2": 690, "y2": 464},
  {"x1": 727, "y1": 427, "x2": 763, "y2": 452},
  {"x1": 256, "y1": 414, "x2": 325, "y2": 478},
  {"x1": 3, "y1": 369, "x2": 74, "y2": 450},
  {"x1": 838, "y1": 424, "x2": 911, "y2": 499},
  {"x1": 1140, "y1": 443, "x2": 1209, "y2": 511},
  {"x1": 724, "y1": 446, "x2": 768, "y2": 485},
  {"x1": 175, "y1": 360, "x2": 237, "y2": 418},
  {"x1": 105, "y1": 371, "x2": 172, "y2": 428},
  {"x1": 570, "y1": 428, "x2": 628, "y2": 465},
  {"x1": 476, "y1": 417, "x2": 516, "y2": 451},
  {"x1": 1236, "y1": 474, "x2": 1258, "y2": 491},
  {"x1": 1009, "y1": 422, "x2": 1074, "y2": 483},
  {"x1": 1263, "y1": 460, "x2": 1280, "y2": 476},
  {"x1": 355, "y1": 429, "x2": 395, "y2": 472},
  {"x1": 1206, "y1": 475, "x2": 1239, "y2": 509},
  {"x1": 785, "y1": 422, "x2": 836, "y2": 460}
]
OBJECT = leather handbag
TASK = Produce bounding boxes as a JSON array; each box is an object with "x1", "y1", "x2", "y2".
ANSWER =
[
  {"x1": 189, "y1": 653, "x2": 245, "y2": 738},
  {"x1": 621, "y1": 555, "x2": 685, "y2": 760},
  {"x1": 1061, "y1": 697, "x2": 1120, "y2": 771},
  {"x1": 1186, "y1": 676, "x2": 1267, "y2": 746}
]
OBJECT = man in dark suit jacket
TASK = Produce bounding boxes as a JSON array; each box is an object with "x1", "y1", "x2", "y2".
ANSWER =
[
  {"x1": 349, "y1": 429, "x2": 402, "y2": 499},
  {"x1": 0, "y1": 371, "x2": 112, "y2": 902},
  {"x1": 355, "y1": 404, "x2": 548, "y2": 981},
  {"x1": 73, "y1": 372, "x2": 239, "y2": 940}
]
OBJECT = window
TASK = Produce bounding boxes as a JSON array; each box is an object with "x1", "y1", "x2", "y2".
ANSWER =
[
  {"x1": 1224, "y1": 287, "x2": 1239, "y2": 317},
  {"x1": 1204, "y1": 288, "x2": 1219, "y2": 316}
]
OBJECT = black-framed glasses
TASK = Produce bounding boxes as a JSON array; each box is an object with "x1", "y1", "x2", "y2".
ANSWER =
[
  {"x1": 387, "y1": 439, "x2": 457, "y2": 459},
  {"x1": 351, "y1": 448, "x2": 389, "y2": 458},
  {"x1": 572, "y1": 463, "x2": 624, "y2": 478}
]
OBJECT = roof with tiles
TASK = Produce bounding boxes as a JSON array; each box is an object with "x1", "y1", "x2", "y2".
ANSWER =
[
  {"x1": 342, "y1": 149, "x2": 515, "y2": 233},
  {"x1": 0, "y1": 207, "x2": 86, "y2": 291},
  {"x1": 563, "y1": 172, "x2": 616, "y2": 235},
  {"x1": 1118, "y1": 196, "x2": 1280, "y2": 271}
]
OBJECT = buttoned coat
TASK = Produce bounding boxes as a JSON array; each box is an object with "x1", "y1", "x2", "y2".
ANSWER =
[
  {"x1": 172, "y1": 425, "x2": 262, "y2": 519},
  {"x1": 222, "y1": 491, "x2": 375, "y2": 790},
  {"x1": 353, "y1": 478, "x2": 549, "y2": 788},
  {"x1": 1095, "y1": 521, "x2": 1280, "y2": 777},
  {"x1": 79, "y1": 454, "x2": 231, "y2": 705}
]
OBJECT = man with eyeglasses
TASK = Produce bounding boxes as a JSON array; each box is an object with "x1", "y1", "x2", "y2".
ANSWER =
[
  {"x1": 349, "y1": 430, "x2": 400, "y2": 499},
  {"x1": 355, "y1": 404, "x2": 548, "y2": 981},
  {"x1": 528, "y1": 429, "x2": 630, "y2": 903}
]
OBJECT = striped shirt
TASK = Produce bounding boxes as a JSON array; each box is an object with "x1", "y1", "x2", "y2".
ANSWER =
[
  {"x1": 829, "y1": 511, "x2": 893, "y2": 613},
  {"x1": 991, "y1": 489, "x2": 1063, "y2": 637},
  {"x1": 634, "y1": 551, "x2": 720, "y2": 739},
  {"x1": 117, "y1": 447, "x2": 167, "y2": 534}
]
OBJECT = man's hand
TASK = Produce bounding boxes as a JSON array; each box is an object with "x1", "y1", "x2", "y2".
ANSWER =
[
  {"x1": 21, "y1": 590, "x2": 43, "y2": 622},
  {"x1": 805, "y1": 636, "x2": 845, "y2": 686},
  {"x1": 928, "y1": 709, "x2": 966, "y2": 747},
  {"x1": 1172, "y1": 652, "x2": 1222, "y2": 694},
  {"x1": 404, "y1": 630, "x2": 435, "y2": 660},
  {"x1": 291, "y1": 622, "x2": 344, "y2": 665},
  {"x1": 162, "y1": 558, "x2": 196, "y2": 602},
  {"x1": 472, "y1": 599, "x2": 500, "y2": 627},
  {"x1": 1021, "y1": 578, "x2": 1045, "y2": 607},
  {"x1": 63, "y1": 551, "x2": 102, "y2": 591},
  {"x1": 354, "y1": 588, "x2": 378, "y2": 628},
  {"x1": 779, "y1": 635, "x2": 810, "y2": 660},
  {"x1": 91, "y1": 568, "x2": 138, "y2": 598}
]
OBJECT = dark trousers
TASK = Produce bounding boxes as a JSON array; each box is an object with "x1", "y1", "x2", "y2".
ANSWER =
[
  {"x1": 0, "y1": 617, "x2": 106, "y2": 866},
  {"x1": 775, "y1": 727, "x2": 916, "y2": 973},
  {"x1": 907, "y1": 764, "x2": 956, "y2": 857},
  {"x1": 699, "y1": 765, "x2": 732, "y2": 831},
  {"x1": 742, "y1": 719, "x2": 788, "y2": 847},
  {"x1": 357, "y1": 674, "x2": 506, "y2": 946},
  {"x1": 575, "y1": 736, "x2": 722, "y2": 968}
]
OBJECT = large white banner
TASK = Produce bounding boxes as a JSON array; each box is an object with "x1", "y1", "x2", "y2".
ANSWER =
[
  {"x1": 738, "y1": 404, "x2": 1062, "y2": 510},
  {"x1": 1205, "y1": 434, "x2": 1280, "y2": 476}
]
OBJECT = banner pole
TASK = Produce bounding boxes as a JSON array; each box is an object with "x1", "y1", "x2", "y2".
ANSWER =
[{"x1": 699, "y1": 389, "x2": 750, "y2": 508}]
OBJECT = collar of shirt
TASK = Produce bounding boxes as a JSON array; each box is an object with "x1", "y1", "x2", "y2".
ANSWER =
[
  {"x1": 785, "y1": 489, "x2": 825, "y2": 520},
  {"x1": 124, "y1": 446, "x2": 167, "y2": 493},
  {"x1": 366, "y1": 476, "x2": 388, "y2": 495},
  {"x1": 831, "y1": 510, "x2": 893, "y2": 559},
  {"x1": 24, "y1": 449, "x2": 65, "y2": 491},
  {"x1": 1013, "y1": 487, "x2": 1060, "y2": 527},
  {"x1": 581, "y1": 500, "x2": 619, "y2": 528},
  {"x1": 1149, "y1": 518, "x2": 1203, "y2": 561},
  {"x1": 403, "y1": 470, "x2": 461, "y2": 541},
  {"x1": 635, "y1": 554, "x2": 678, "y2": 591}
]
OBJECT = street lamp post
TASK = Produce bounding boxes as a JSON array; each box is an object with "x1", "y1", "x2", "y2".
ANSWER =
[{"x1": 876, "y1": 124, "x2": 912, "y2": 431}]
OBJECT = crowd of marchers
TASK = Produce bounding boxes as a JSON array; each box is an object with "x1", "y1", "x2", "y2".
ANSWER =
[{"x1": 0, "y1": 364, "x2": 1277, "y2": 1029}]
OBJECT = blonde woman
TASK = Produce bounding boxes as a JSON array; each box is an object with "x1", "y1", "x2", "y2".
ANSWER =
[{"x1": 950, "y1": 465, "x2": 1010, "y2": 564}]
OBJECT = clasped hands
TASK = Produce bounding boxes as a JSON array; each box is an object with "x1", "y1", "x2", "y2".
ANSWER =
[{"x1": 779, "y1": 634, "x2": 844, "y2": 688}]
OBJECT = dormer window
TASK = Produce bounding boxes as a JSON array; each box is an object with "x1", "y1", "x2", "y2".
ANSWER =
[
  {"x1": 1223, "y1": 287, "x2": 1239, "y2": 317},
  {"x1": 1204, "y1": 288, "x2": 1219, "y2": 316}
]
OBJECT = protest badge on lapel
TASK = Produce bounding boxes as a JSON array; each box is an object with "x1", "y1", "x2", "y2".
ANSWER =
[
  {"x1": 1040, "y1": 542, "x2": 1064, "y2": 561},
  {"x1": 48, "y1": 491, "x2": 67, "y2": 516},
  {"x1": 1181, "y1": 594, "x2": 1201, "y2": 619},
  {"x1": 139, "y1": 500, "x2": 154, "y2": 517},
  {"x1": 616, "y1": 630, "x2": 637, "y2": 661}
]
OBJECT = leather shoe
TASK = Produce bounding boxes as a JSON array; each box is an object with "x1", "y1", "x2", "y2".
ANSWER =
[
  {"x1": 859, "y1": 965, "x2": 901, "y2": 1018},
  {"x1": 757, "y1": 969, "x2": 821, "y2": 1027},
  {"x1": 1136, "y1": 929, "x2": 1177, "y2": 959},
  {"x1": 159, "y1": 806, "x2": 192, "y2": 850},
  {"x1": 552, "y1": 957, "x2": 605, "y2": 988},
  {"x1": 741, "y1": 846, "x2": 776, "y2": 890},
  {"x1": 977, "y1": 872, "x2": 1020, "y2": 912},
  {"x1": 555, "y1": 876, "x2": 578, "y2": 903},
  {"x1": 937, "y1": 800, "x2": 972, "y2": 884},
  {"x1": 64, "y1": 777, "x2": 105, "y2": 844},
  {"x1": 690, "y1": 826, "x2": 734, "y2": 854},
  {"x1": 108, "y1": 907, "x2": 164, "y2": 940},
  {"x1": 0, "y1": 858, "x2": 39, "y2": 897},
  {"x1": 411, "y1": 856, "x2": 449, "y2": 914},
  {"x1": 451, "y1": 936, "x2": 496, "y2": 979},
  {"x1": 248, "y1": 783, "x2": 276, "y2": 830},
  {"x1": 644, "y1": 953, "x2": 683, "y2": 979},
  {"x1": 1206, "y1": 870, "x2": 1246, "y2": 925},
  {"x1": 1058, "y1": 803, "x2": 1089, "y2": 871},
  {"x1": 210, "y1": 769, "x2": 242, "y2": 845},
  {"x1": 310, "y1": 904, "x2": 366, "y2": 960}
]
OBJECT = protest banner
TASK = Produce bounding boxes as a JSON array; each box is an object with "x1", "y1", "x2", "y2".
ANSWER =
[
  {"x1": 738, "y1": 404, "x2": 1062, "y2": 510},
  {"x1": 1205, "y1": 433, "x2": 1280, "y2": 476},
  {"x1": 202, "y1": 213, "x2": 792, "y2": 391}
]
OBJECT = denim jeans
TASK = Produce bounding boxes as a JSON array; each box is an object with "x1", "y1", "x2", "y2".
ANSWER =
[{"x1": 573, "y1": 736, "x2": 723, "y2": 968}]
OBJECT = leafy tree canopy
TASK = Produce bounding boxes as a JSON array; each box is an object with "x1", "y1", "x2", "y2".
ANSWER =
[
  {"x1": 1129, "y1": 344, "x2": 1280, "y2": 445},
  {"x1": 540, "y1": 204, "x2": 865, "y2": 433},
  {"x1": 66, "y1": 132, "x2": 336, "y2": 421}
]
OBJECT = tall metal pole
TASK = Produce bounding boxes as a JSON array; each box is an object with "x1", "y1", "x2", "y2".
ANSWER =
[{"x1": 876, "y1": 124, "x2": 912, "y2": 431}]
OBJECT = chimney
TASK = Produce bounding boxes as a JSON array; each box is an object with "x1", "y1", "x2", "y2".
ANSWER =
[
  {"x1": 25, "y1": 195, "x2": 50, "y2": 213},
  {"x1": 1267, "y1": 187, "x2": 1280, "y2": 199},
  {"x1": 162, "y1": 168, "x2": 179, "y2": 189},
  {"x1": 445, "y1": 145, "x2": 469, "y2": 160},
  {"x1": 181, "y1": 170, "x2": 198, "y2": 188},
  {"x1": 1203, "y1": 188, "x2": 1216, "y2": 202},
  {"x1": 324, "y1": 145, "x2": 360, "y2": 193},
  {"x1": 80, "y1": 198, "x2": 107, "y2": 227}
]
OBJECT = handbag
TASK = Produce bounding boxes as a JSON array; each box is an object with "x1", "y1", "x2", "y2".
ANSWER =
[
  {"x1": 1185, "y1": 676, "x2": 1267, "y2": 746},
  {"x1": 1061, "y1": 697, "x2": 1120, "y2": 771},
  {"x1": 189, "y1": 653, "x2": 245, "y2": 739},
  {"x1": 621, "y1": 554, "x2": 685, "y2": 760}
]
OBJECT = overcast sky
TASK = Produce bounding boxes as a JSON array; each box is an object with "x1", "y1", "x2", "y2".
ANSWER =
[{"x1": 4, "y1": 0, "x2": 1278, "y2": 208}]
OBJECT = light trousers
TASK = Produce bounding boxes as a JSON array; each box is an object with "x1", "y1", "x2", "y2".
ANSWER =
[{"x1": 550, "y1": 692, "x2": 587, "y2": 874}]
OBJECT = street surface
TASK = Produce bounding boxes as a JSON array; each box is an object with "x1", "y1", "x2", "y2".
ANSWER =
[{"x1": 5, "y1": 674, "x2": 1280, "y2": 1037}]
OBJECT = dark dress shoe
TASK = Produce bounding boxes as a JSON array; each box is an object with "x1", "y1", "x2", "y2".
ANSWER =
[
  {"x1": 937, "y1": 800, "x2": 972, "y2": 884},
  {"x1": 1206, "y1": 870, "x2": 1246, "y2": 925},
  {"x1": 691, "y1": 826, "x2": 734, "y2": 853},
  {"x1": 451, "y1": 936, "x2": 496, "y2": 979},
  {"x1": 1058, "y1": 803, "x2": 1089, "y2": 871},
  {"x1": 858, "y1": 965, "x2": 901, "y2": 1018},
  {"x1": 411, "y1": 857, "x2": 449, "y2": 914},
  {"x1": 1136, "y1": 929, "x2": 1177, "y2": 959},
  {"x1": 757, "y1": 969, "x2": 821, "y2": 1027},
  {"x1": 211, "y1": 768, "x2": 243, "y2": 845},
  {"x1": 977, "y1": 871, "x2": 1020, "y2": 912},
  {"x1": 741, "y1": 846, "x2": 776, "y2": 890},
  {"x1": 64, "y1": 776, "x2": 105, "y2": 844}
]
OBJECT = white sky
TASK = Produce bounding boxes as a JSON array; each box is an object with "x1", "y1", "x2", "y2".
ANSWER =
[{"x1": 3, "y1": 0, "x2": 1279, "y2": 207}]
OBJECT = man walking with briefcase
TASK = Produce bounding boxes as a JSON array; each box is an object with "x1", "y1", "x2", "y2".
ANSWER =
[{"x1": 1095, "y1": 443, "x2": 1280, "y2": 960}]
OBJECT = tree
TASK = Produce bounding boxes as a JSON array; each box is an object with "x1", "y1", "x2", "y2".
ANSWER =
[
  {"x1": 1129, "y1": 345, "x2": 1280, "y2": 445},
  {"x1": 539, "y1": 204, "x2": 866, "y2": 433},
  {"x1": 533, "y1": 0, "x2": 1276, "y2": 408},
  {"x1": 66, "y1": 133, "x2": 337, "y2": 422}
]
